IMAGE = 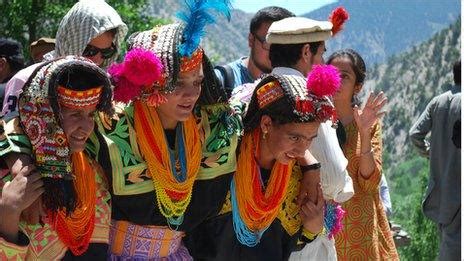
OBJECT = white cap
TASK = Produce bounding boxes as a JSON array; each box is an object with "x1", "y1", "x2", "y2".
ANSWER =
[{"x1": 266, "y1": 17, "x2": 333, "y2": 44}]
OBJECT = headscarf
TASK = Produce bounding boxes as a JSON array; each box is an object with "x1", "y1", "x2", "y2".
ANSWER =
[{"x1": 44, "y1": 0, "x2": 128, "y2": 68}]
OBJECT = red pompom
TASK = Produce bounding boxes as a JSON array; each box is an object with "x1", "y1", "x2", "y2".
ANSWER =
[
  {"x1": 122, "y1": 48, "x2": 163, "y2": 86},
  {"x1": 329, "y1": 7, "x2": 349, "y2": 36},
  {"x1": 307, "y1": 64, "x2": 341, "y2": 97}
]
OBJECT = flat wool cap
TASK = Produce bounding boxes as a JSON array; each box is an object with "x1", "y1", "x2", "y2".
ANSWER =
[{"x1": 266, "y1": 17, "x2": 333, "y2": 44}]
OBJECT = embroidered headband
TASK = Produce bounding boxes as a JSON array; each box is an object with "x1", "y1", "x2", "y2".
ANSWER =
[
  {"x1": 57, "y1": 85, "x2": 103, "y2": 109},
  {"x1": 244, "y1": 65, "x2": 340, "y2": 131}
]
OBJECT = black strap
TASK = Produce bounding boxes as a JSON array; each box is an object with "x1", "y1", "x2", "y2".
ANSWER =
[{"x1": 214, "y1": 64, "x2": 235, "y2": 97}]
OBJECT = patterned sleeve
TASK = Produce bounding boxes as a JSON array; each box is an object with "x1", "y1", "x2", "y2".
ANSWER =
[
  {"x1": 356, "y1": 121, "x2": 383, "y2": 193},
  {"x1": 0, "y1": 118, "x2": 32, "y2": 157},
  {"x1": 0, "y1": 231, "x2": 30, "y2": 260}
]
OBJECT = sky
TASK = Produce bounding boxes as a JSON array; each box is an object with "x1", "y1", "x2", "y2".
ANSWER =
[{"x1": 233, "y1": 0, "x2": 338, "y2": 15}]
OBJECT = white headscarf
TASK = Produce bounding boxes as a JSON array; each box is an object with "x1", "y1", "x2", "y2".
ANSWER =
[{"x1": 45, "y1": 0, "x2": 128, "y2": 68}]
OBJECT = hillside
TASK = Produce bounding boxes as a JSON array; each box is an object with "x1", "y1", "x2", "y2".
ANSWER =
[
  {"x1": 149, "y1": 0, "x2": 252, "y2": 63},
  {"x1": 366, "y1": 18, "x2": 460, "y2": 173},
  {"x1": 306, "y1": 0, "x2": 460, "y2": 66}
]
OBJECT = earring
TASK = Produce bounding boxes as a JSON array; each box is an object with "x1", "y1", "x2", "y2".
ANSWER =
[{"x1": 262, "y1": 130, "x2": 268, "y2": 140}]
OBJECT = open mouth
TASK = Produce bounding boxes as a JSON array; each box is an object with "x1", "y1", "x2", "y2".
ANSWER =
[
  {"x1": 71, "y1": 135, "x2": 87, "y2": 143},
  {"x1": 285, "y1": 152, "x2": 296, "y2": 159},
  {"x1": 177, "y1": 104, "x2": 193, "y2": 111}
]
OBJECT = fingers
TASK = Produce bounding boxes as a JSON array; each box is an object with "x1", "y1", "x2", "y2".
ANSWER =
[
  {"x1": 365, "y1": 92, "x2": 374, "y2": 106},
  {"x1": 316, "y1": 186, "x2": 324, "y2": 209}
]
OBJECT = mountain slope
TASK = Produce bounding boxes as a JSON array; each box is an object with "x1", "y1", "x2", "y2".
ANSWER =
[
  {"x1": 306, "y1": 0, "x2": 460, "y2": 66},
  {"x1": 364, "y1": 18, "x2": 461, "y2": 171},
  {"x1": 149, "y1": 0, "x2": 252, "y2": 63}
]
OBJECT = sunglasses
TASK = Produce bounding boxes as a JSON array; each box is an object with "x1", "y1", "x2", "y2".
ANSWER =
[
  {"x1": 253, "y1": 34, "x2": 270, "y2": 51},
  {"x1": 82, "y1": 43, "x2": 117, "y2": 59}
]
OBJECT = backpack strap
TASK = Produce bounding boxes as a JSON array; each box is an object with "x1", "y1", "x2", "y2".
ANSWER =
[{"x1": 215, "y1": 64, "x2": 235, "y2": 97}]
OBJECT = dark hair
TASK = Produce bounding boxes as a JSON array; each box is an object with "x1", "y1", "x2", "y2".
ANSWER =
[
  {"x1": 249, "y1": 6, "x2": 295, "y2": 35},
  {"x1": 197, "y1": 53, "x2": 228, "y2": 105},
  {"x1": 453, "y1": 60, "x2": 461, "y2": 85},
  {"x1": 326, "y1": 49, "x2": 366, "y2": 107},
  {"x1": 269, "y1": 41, "x2": 323, "y2": 68},
  {"x1": 327, "y1": 49, "x2": 366, "y2": 85},
  {"x1": 49, "y1": 61, "x2": 114, "y2": 116}
]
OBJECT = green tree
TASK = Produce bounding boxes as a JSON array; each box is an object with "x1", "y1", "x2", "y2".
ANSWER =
[{"x1": 0, "y1": 0, "x2": 166, "y2": 59}]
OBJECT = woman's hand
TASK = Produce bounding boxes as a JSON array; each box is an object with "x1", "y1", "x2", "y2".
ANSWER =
[
  {"x1": 353, "y1": 91, "x2": 387, "y2": 136},
  {"x1": 297, "y1": 150, "x2": 320, "y2": 206},
  {"x1": 300, "y1": 185, "x2": 324, "y2": 234},
  {"x1": 1, "y1": 165, "x2": 43, "y2": 215},
  {"x1": 0, "y1": 165, "x2": 43, "y2": 243}
]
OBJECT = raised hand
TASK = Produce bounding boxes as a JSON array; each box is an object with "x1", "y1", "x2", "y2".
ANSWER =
[{"x1": 353, "y1": 91, "x2": 387, "y2": 136}]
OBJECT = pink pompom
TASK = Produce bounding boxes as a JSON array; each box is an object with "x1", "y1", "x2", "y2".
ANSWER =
[
  {"x1": 122, "y1": 48, "x2": 164, "y2": 86},
  {"x1": 112, "y1": 76, "x2": 141, "y2": 103},
  {"x1": 307, "y1": 64, "x2": 341, "y2": 97}
]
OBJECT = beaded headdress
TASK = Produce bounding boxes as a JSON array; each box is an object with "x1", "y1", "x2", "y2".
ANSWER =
[
  {"x1": 110, "y1": 0, "x2": 232, "y2": 105},
  {"x1": 18, "y1": 56, "x2": 112, "y2": 212},
  {"x1": 243, "y1": 64, "x2": 340, "y2": 132}
]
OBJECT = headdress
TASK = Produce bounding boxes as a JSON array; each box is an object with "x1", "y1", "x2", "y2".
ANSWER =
[
  {"x1": 243, "y1": 64, "x2": 340, "y2": 132},
  {"x1": 109, "y1": 0, "x2": 232, "y2": 105},
  {"x1": 18, "y1": 56, "x2": 112, "y2": 213}
]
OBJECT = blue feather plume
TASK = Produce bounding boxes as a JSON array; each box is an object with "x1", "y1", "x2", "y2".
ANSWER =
[{"x1": 176, "y1": 0, "x2": 232, "y2": 57}]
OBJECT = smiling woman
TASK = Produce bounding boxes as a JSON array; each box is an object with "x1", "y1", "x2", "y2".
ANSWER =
[{"x1": 0, "y1": 56, "x2": 115, "y2": 259}]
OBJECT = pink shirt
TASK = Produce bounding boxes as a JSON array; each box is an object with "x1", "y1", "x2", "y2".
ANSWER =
[{"x1": 2, "y1": 63, "x2": 42, "y2": 121}]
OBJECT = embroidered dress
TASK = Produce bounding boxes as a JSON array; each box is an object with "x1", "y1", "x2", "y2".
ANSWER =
[
  {"x1": 0, "y1": 158, "x2": 111, "y2": 260},
  {"x1": 185, "y1": 165, "x2": 307, "y2": 261},
  {"x1": 88, "y1": 101, "x2": 242, "y2": 259},
  {"x1": 334, "y1": 121, "x2": 399, "y2": 260}
]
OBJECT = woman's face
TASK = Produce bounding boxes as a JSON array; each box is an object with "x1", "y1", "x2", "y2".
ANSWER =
[
  {"x1": 60, "y1": 105, "x2": 97, "y2": 153},
  {"x1": 261, "y1": 116, "x2": 320, "y2": 165},
  {"x1": 156, "y1": 65, "x2": 204, "y2": 128},
  {"x1": 84, "y1": 31, "x2": 115, "y2": 66},
  {"x1": 330, "y1": 56, "x2": 360, "y2": 103}
]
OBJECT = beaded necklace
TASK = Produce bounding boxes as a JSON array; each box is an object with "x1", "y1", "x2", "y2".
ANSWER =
[
  {"x1": 231, "y1": 128, "x2": 294, "y2": 246},
  {"x1": 48, "y1": 152, "x2": 96, "y2": 256},
  {"x1": 133, "y1": 101, "x2": 202, "y2": 226}
]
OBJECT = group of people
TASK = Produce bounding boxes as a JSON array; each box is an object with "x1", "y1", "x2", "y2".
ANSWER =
[{"x1": 0, "y1": 0, "x2": 459, "y2": 260}]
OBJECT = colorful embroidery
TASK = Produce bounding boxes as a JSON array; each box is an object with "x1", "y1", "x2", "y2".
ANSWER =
[
  {"x1": 256, "y1": 81, "x2": 284, "y2": 109},
  {"x1": 57, "y1": 85, "x2": 103, "y2": 109}
]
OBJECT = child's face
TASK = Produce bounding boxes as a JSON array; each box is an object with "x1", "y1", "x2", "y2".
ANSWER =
[{"x1": 60, "y1": 105, "x2": 97, "y2": 153}]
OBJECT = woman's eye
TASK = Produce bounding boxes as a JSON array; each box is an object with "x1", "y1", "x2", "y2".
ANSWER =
[{"x1": 289, "y1": 136, "x2": 299, "y2": 142}]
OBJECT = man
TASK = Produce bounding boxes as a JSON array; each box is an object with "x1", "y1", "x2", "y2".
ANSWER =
[
  {"x1": 0, "y1": 38, "x2": 24, "y2": 105},
  {"x1": 215, "y1": 6, "x2": 294, "y2": 94},
  {"x1": 409, "y1": 60, "x2": 461, "y2": 261},
  {"x1": 29, "y1": 37, "x2": 55, "y2": 63}
]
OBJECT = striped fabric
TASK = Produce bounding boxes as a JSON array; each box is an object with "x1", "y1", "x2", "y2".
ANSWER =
[
  {"x1": 108, "y1": 220, "x2": 192, "y2": 260},
  {"x1": 45, "y1": 0, "x2": 128, "y2": 68}
]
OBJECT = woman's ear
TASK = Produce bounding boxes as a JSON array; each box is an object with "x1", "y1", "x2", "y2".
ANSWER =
[
  {"x1": 353, "y1": 83, "x2": 362, "y2": 94},
  {"x1": 260, "y1": 115, "x2": 272, "y2": 135}
]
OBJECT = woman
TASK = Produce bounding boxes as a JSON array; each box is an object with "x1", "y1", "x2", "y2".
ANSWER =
[
  {"x1": 0, "y1": 56, "x2": 114, "y2": 259},
  {"x1": 2, "y1": 0, "x2": 127, "y2": 120},
  {"x1": 327, "y1": 49, "x2": 399, "y2": 260},
  {"x1": 0, "y1": 0, "x2": 127, "y2": 222},
  {"x1": 88, "y1": 0, "x2": 242, "y2": 259},
  {"x1": 186, "y1": 65, "x2": 341, "y2": 260}
]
